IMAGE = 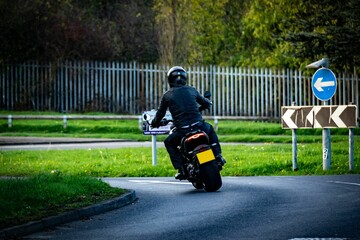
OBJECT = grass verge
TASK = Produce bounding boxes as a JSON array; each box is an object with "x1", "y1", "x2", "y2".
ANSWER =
[
  {"x1": 0, "y1": 174, "x2": 125, "y2": 229},
  {"x1": 1, "y1": 141, "x2": 359, "y2": 177},
  {"x1": 1, "y1": 116, "x2": 358, "y2": 143}
]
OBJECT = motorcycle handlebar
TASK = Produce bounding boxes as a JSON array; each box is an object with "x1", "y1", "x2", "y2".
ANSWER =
[
  {"x1": 204, "y1": 90, "x2": 211, "y2": 99},
  {"x1": 159, "y1": 118, "x2": 172, "y2": 126}
]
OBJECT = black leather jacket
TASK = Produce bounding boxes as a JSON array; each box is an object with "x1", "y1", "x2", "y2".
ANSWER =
[{"x1": 152, "y1": 85, "x2": 211, "y2": 128}]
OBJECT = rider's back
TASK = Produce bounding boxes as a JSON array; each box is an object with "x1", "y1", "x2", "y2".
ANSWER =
[{"x1": 164, "y1": 85, "x2": 203, "y2": 128}]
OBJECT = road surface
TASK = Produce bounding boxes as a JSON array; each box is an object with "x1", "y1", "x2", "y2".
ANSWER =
[{"x1": 25, "y1": 175, "x2": 360, "y2": 240}]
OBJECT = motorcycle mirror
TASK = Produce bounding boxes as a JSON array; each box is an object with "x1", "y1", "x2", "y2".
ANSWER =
[
  {"x1": 204, "y1": 91, "x2": 211, "y2": 99},
  {"x1": 143, "y1": 113, "x2": 151, "y2": 121}
]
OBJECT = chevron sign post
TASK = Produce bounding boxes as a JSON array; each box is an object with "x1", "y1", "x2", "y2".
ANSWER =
[
  {"x1": 281, "y1": 105, "x2": 357, "y2": 129},
  {"x1": 281, "y1": 104, "x2": 357, "y2": 172}
]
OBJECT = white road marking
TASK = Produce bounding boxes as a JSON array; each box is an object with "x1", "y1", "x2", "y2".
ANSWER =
[
  {"x1": 289, "y1": 238, "x2": 346, "y2": 240},
  {"x1": 328, "y1": 180, "x2": 360, "y2": 187},
  {"x1": 128, "y1": 179, "x2": 191, "y2": 185}
]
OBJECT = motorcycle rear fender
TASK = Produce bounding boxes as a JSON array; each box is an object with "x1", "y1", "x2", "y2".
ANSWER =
[{"x1": 181, "y1": 130, "x2": 209, "y2": 153}]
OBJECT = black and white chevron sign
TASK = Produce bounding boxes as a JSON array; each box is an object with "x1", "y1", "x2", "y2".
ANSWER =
[{"x1": 281, "y1": 105, "x2": 357, "y2": 129}]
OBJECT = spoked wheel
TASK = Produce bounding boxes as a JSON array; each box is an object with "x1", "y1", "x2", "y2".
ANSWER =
[
  {"x1": 200, "y1": 161, "x2": 222, "y2": 192},
  {"x1": 192, "y1": 180, "x2": 204, "y2": 189}
]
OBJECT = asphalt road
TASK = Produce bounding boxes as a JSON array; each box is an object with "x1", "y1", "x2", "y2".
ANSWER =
[
  {"x1": 24, "y1": 175, "x2": 360, "y2": 240},
  {"x1": 0, "y1": 136, "x2": 251, "y2": 151},
  {"x1": 0, "y1": 137, "x2": 160, "y2": 150}
]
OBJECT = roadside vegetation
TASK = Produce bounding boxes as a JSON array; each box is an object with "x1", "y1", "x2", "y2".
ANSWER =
[
  {"x1": 0, "y1": 174, "x2": 124, "y2": 229},
  {"x1": 0, "y1": 111, "x2": 359, "y2": 229}
]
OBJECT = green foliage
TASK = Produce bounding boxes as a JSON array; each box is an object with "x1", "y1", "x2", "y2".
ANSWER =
[
  {"x1": 187, "y1": 0, "x2": 228, "y2": 65},
  {"x1": 2, "y1": 0, "x2": 358, "y2": 70},
  {"x1": 283, "y1": 0, "x2": 360, "y2": 71},
  {"x1": 153, "y1": 0, "x2": 192, "y2": 65},
  {"x1": 0, "y1": 0, "x2": 157, "y2": 63}
]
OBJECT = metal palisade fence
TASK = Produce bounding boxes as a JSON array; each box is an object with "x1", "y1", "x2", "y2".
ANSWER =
[{"x1": 0, "y1": 61, "x2": 359, "y2": 121}]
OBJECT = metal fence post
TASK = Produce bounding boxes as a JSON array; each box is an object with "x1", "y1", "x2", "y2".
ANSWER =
[
  {"x1": 214, "y1": 116, "x2": 219, "y2": 132},
  {"x1": 63, "y1": 115, "x2": 67, "y2": 129},
  {"x1": 1, "y1": 61, "x2": 359, "y2": 121},
  {"x1": 8, "y1": 115, "x2": 12, "y2": 128}
]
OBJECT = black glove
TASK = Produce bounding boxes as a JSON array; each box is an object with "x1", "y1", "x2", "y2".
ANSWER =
[
  {"x1": 150, "y1": 119, "x2": 159, "y2": 128},
  {"x1": 199, "y1": 106, "x2": 207, "y2": 112},
  {"x1": 159, "y1": 118, "x2": 168, "y2": 126}
]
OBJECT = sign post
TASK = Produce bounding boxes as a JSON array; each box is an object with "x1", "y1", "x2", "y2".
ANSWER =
[
  {"x1": 349, "y1": 128, "x2": 355, "y2": 171},
  {"x1": 291, "y1": 102, "x2": 298, "y2": 171},
  {"x1": 141, "y1": 110, "x2": 173, "y2": 166},
  {"x1": 311, "y1": 67, "x2": 337, "y2": 170},
  {"x1": 282, "y1": 58, "x2": 357, "y2": 171},
  {"x1": 151, "y1": 135, "x2": 157, "y2": 166}
]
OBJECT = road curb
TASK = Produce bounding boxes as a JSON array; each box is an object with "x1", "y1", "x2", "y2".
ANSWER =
[{"x1": 0, "y1": 190, "x2": 137, "y2": 239}]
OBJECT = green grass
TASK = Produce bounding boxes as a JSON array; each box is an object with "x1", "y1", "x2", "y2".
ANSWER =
[
  {"x1": 1, "y1": 140, "x2": 359, "y2": 177},
  {"x1": 1, "y1": 118, "x2": 358, "y2": 143},
  {"x1": 0, "y1": 174, "x2": 125, "y2": 229}
]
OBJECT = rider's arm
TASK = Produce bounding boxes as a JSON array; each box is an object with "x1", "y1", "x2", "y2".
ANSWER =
[
  {"x1": 196, "y1": 91, "x2": 212, "y2": 110},
  {"x1": 151, "y1": 94, "x2": 168, "y2": 127}
]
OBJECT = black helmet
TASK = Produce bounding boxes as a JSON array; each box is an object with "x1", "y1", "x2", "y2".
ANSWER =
[{"x1": 167, "y1": 66, "x2": 187, "y2": 87}]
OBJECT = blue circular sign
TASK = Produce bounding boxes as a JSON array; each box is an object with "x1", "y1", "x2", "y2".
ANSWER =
[{"x1": 311, "y1": 68, "x2": 337, "y2": 101}]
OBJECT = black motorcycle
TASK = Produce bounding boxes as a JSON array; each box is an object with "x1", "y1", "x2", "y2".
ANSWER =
[
  {"x1": 178, "y1": 126, "x2": 222, "y2": 192},
  {"x1": 143, "y1": 91, "x2": 222, "y2": 192}
]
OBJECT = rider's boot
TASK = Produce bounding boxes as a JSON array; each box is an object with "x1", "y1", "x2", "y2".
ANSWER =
[
  {"x1": 175, "y1": 166, "x2": 187, "y2": 180},
  {"x1": 216, "y1": 154, "x2": 226, "y2": 170}
]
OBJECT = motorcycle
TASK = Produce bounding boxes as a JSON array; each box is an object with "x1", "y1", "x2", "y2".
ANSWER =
[{"x1": 143, "y1": 91, "x2": 222, "y2": 192}]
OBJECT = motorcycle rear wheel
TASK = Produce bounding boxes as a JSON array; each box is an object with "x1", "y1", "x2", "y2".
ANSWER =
[
  {"x1": 192, "y1": 180, "x2": 204, "y2": 189},
  {"x1": 200, "y1": 161, "x2": 222, "y2": 192}
]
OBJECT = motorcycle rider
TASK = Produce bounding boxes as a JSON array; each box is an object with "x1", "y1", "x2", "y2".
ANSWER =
[{"x1": 151, "y1": 66, "x2": 226, "y2": 180}]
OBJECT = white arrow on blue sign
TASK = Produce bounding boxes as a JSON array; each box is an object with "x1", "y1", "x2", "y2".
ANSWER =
[{"x1": 311, "y1": 68, "x2": 337, "y2": 101}]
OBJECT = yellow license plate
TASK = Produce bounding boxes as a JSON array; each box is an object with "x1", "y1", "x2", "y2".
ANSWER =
[{"x1": 196, "y1": 149, "x2": 215, "y2": 164}]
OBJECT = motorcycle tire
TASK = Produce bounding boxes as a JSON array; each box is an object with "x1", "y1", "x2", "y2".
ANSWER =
[
  {"x1": 200, "y1": 161, "x2": 222, "y2": 192},
  {"x1": 192, "y1": 180, "x2": 204, "y2": 189}
]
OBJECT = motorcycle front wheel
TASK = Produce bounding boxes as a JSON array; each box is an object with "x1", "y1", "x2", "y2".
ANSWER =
[{"x1": 200, "y1": 161, "x2": 222, "y2": 192}]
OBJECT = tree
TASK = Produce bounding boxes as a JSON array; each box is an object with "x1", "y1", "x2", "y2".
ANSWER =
[
  {"x1": 233, "y1": 0, "x2": 302, "y2": 68},
  {"x1": 186, "y1": 0, "x2": 228, "y2": 65},
  {"x1": 0, "y1": 0, "x2": 158, "y2": 63},
  {"x1": 284, "y1": 0, "x2": 360, "y2": 71},
  {"x1": 153, "y1": 0, "x2": 192, "y2": 65},
  {"x1": 229, "y1": 0, "x2": 360, "y2": 71},
  {"x1": 1, "y1": 0, "x2": 359, "y2": 70}
]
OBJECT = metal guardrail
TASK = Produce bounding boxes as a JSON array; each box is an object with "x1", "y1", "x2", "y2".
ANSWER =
[
  {"x1": 0, "y1": 115, "x2": 140, "y2": 120},
  {"x1": 1, "y1": 115, "x2": 141, "y2": 129},
  {"x1": 0, "y1": 114, "x2": 280, "y2": 131}
]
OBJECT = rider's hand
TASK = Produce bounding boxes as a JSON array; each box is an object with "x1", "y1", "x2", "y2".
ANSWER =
[
  {"x1": 159, "y1": 118, "x2": 168, "y2": 126},
  {"x1": 150, "y1": 119, "x2": 159, "y2": 128},
  {"x1": 199, "y1": 106, "x2": 206, "y2": 111}
]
